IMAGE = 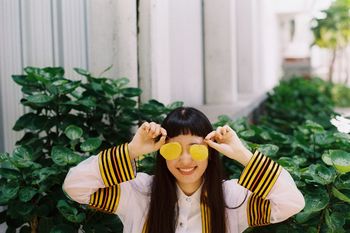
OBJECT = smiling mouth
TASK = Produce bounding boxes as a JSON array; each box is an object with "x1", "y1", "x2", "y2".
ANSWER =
[{"x1": 178, "y1": 166, "x2": 197, "y2": 175}]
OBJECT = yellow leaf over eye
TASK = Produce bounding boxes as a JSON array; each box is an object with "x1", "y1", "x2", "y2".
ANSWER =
[
  {"x1": 190, "y1": 145, "x2": 208, "y2": 161},
  {"x1": 160, "y1": 142, "x2": 182, "y2": 160}
]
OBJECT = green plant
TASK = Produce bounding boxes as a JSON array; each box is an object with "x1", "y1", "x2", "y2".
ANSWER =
[
  {"x1": 311, "y1": 0, "x2": 350, "y2": 82},
  {"x1": 214, "y1": 77, "x2": 350, "y2": 232},
  {"x1": 0, "y1": 67, "x2": 182, "y2": 233}
]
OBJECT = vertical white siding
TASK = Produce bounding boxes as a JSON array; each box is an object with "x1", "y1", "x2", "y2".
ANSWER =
[
  {"x1": 21, "y1": 0, "x2": 54, "y2": 66},
  {"x1": 60, "y1": 0, "x2": 88, "y2": 79},
  {"x1": 0, "y1": 0, "x2": 24, "y2": 153},
  {"x1": 0, "y1": 0, "x2": 285, "y2": 153}
]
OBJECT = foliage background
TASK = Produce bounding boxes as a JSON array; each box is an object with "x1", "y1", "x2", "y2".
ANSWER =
[{"x1": 0, "y1": 67, "x2": 350, "y2": 233}]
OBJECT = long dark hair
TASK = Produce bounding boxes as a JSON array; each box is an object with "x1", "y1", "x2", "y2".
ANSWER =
[{"x1": 145, "y1": 107, "x2": 226, "y2": 233}]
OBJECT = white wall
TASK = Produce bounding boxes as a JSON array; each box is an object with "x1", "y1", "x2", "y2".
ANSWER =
[
  {"x1": 0, "y1": 0, "x2": 138, "y2": 153},
  {"x1": 0, "y1": 0, "x2": 25, "y2": 154},
  {"x1": 0, "y1": 0, "x2": 282, "y2": 153}
]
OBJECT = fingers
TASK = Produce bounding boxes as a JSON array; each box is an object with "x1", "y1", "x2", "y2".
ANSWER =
[
  {"x1": 205, "y1": 131, "x2": 216, "y2": 140},
  {"x1": 204, "y1": 138, "x2": 218, "y2": 149},
  {"x1": 140, "y1": 122, "x2": 167, "y2": 139},
  {"x1": 155, "y1": 132, "x2": 167, "y2": 147},
  {"x1": 205, "y1": 125, "x2": 236, "y2": 142}
]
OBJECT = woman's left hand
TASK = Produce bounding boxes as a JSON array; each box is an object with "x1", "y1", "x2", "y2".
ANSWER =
[{"x1": 204, "y1": 125, "x2": 253, "y2": 166}]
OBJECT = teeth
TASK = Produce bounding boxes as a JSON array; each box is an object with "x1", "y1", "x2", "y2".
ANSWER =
[{"x1": 179, "y1": 168, "x2": 195, "y2": 172}]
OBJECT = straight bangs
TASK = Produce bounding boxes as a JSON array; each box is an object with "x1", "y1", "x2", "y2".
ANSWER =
[{"x1": 161, "y1": 107, "x2": 213, "y2": 139}]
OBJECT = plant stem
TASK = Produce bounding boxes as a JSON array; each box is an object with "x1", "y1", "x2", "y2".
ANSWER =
[
  {"x1": 30, "y1": 215, "x2": 38, "y2": 233},
  {"x1": 317, "y1": 209, "x2": 325, "y2": 233}
]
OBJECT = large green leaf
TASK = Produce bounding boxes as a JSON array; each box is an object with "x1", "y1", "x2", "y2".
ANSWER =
[
  {"x1": 329, "y1": 150, "x2": 350, "y2": 173},
  {"x1": 122, "y1": 87, "x2": 142, "y2": 97},
  {"x1": 56, "y1": 200, "x2": 86, "y2": 223},
  {"x1": 302, "y1": 164, "x2": 336, "y2": 185},
  {"x1": 24, "y1": 67, "x2": 51, "y2": 84},
  {"x1": 13, "y1": 113, "x2": 49, "y2": 131},
  {"x1": 0, "y1": 152, "x2": 8, "y2": 163},
  {"x1": 239, "y1": 129, "x2": 255, "y2": 138},
  {"x1": 322, "y1": 151, "x2": 333, "y2": 166},
  {"x1": 18, "y1": 187, "x2": 37, "y2": 202},
  {"x1": 0, "y1": 180, "x2": 19, "y2": 205},
  {"x1": 27, "y1": 94, "x2": 54, "y2": 105},
  {"x1": 332, "y1": 187, "x2": 350, "y2": 204},
  {"x1": 12, "y1": 146, "x2": 35, "y2": 168},
  {"x1": 295, "y1": 188, "x2": 329, "y2": 223},
  {"x1": 0, "y1": 168, "x2": 21, "y2": 180},
  {"x1": 51, "y1": 146, "x2": 82, "y2": 166},
  {"x1": 314, "y1": 132, "x2": 335, "y2": 145},
  {"x1": 256, "y1": 144, "x2": 279, "y2": 157},
  {"x1": 304, "y1": 120, "x2": 325, "y2": 133},
  {"x1": 325, "y1": 209, "x2": 346, "y2": 233},
  {"x1": 73, "y1": 67, "x2": 90, "y2": 77},
  {"x1": 80, "y1": 137, "x2": 102, "y2": 152},
  {"x1": 12, "y1": 75, "x2": 40, "y2": 87},
  {"x1": 64, "y1": 125, "x2": 83, "y2": 141},
  {"x1": 167, "y1": 101, "x2": 184, "y2": 110},
  {"x1": 31, "y1": 167, "x2": 60, "y2": 185},
  {"x1": 57, "y1": 81, "x2": 81, "y2": 95},
  {"x1": 334, "y1": 173, "x2": 350, "y2": 190}
]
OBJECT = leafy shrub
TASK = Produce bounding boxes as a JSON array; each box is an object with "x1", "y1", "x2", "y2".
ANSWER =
[
  {"x1": 0, "y1": 67, "x2": 182, "y2": 233},
  {"x1": 215, "y1": 77, "x2": 350, "y2": 232}
]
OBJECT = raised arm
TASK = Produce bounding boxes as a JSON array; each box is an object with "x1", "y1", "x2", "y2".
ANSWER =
[
  {"x1": 205, "y1": 125, "x2": 305, "y2": 230},
  {"x1": 63, "y1": 143, "x2": 136, "y2": 213},
  {"x1": 63, "y1": 122, "x2": 167, "y2": 213}
]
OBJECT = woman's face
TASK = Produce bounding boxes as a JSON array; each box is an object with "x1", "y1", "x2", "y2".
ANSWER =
[{"x1": 165, "y1": 134, "x2": 208, "y2": 195}]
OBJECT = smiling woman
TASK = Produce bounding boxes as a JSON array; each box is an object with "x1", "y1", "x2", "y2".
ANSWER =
[{"x1": 63, "y1": 106, "x2": 305, "y2": 233}]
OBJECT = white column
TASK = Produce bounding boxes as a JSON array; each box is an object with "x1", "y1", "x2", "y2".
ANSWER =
[
  {"x1": 203, "y1": 0, "x2": 238, "y2": 104},
  {"x1": 138, "y1": 0, "x2": 153, "y2": 102},
  {"x1": 0, "y1": 0, "x2": 24, "y2": 153},
  {"x1": 87, "y1": 0, "x2": 138, "y2": 86},
  {"x1": 259, "y1": 0, "x2": 281, "y2": 90},
  {"x1": 150, "y1": 0, "x2": 172, "y2": 104},
  {"x1": 138, "y1": 0, "x2": 174, "y2": 105},
  {"x1": 168, "y1": 0, "x2": 204, "y2": 106},
  {"x1": 139, "y1": 0, "x2": 203, "y2": 105},
  {"x1": 236, "y1": 0, "x2": 260, "y2": 95}
]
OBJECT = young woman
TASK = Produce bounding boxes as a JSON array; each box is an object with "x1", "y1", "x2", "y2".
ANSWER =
[{"x1": 63, "y1": 107, "x2": 305, "y2": 233}]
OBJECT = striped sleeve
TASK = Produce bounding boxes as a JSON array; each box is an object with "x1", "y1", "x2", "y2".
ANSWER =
[
  {"x1": 238, "y1": 150, "x2": 282, "y2": 199},
  {"x1": 246, "y1": 193, "x2": 271, "y2": 226},
  {"x1": 98, "y1": 143, "x2": 136, "y2": 187},
  {"x1": 89, "y1": 185, "x2": 121, "y2": 213}
]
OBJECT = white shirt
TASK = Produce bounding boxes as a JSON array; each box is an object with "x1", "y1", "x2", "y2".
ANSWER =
[{"x1": 63, "y1": 154, "x2": 305, "y2": 233}]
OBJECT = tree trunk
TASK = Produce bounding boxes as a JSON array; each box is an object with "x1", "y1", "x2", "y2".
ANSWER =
[
  {"x1": 31, "y1": 215, "x2": 38, "y2": 233},
  {"x1": 328, "y1": 48, "x2": 337, "y2": 83}
]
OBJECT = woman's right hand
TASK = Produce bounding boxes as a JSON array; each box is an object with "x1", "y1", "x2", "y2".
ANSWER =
[{"x1": 128, "y1": 122, "x2": 167, "y2": 159}]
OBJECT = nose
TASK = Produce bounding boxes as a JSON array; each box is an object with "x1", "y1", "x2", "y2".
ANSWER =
[{"x1": 178, "y1": 150, "x2": 193, "y2": 164}]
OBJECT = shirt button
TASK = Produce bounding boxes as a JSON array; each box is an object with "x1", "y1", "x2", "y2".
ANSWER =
[
  {"x1": 185, "y1": 197, "x2": 191, "y2": 202},
  {"x1": 179, "y1": 222, "x2": 183, "y2": 227}
]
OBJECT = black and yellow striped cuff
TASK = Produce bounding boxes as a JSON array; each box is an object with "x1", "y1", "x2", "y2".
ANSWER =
[
  {"x1": 98, "y1": 143, "x2": 135, "y2": 187},
  {"x1": 89, "y1": 185, "x2": 121, "y2": 213},
  {"x1": 238, "y1": 150, "x2": 282, "y2": 199},
  {"x1": 247, "y1": 193, "x2": 271, "y2": 226}
]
